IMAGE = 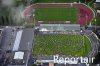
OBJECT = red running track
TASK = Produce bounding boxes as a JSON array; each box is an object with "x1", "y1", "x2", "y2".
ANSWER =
[{"x1": 23, "y1": 4, "x2": 94, "y2": 26}]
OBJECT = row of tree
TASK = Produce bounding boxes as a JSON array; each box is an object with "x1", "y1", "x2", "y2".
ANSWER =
[{"x1": 0, "y1": 0, "x2": 31, "y2": 26}]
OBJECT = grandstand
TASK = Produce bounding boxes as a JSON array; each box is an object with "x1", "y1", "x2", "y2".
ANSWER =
[
  {"x1": 39, "y1": 24, "x2": 80, "y2": 31},
  {"x1": 37, "y1": 24, "x2": 81, "y2": 35}
]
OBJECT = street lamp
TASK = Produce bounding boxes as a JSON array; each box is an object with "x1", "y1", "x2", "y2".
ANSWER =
[{"x1": 33, "y1": 14, "x2": 35, "y2": 26}]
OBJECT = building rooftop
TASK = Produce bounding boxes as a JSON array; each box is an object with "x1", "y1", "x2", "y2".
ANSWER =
[
  {"x1": 12, "y1": 29, "x2": 34, "y2": 51},
  {"x1": 19, "y1": 28, "x2": 34, "y2": 51},
  {"x1": 9, "y1": 28, "x2": 34, "y2": 66},
  {"x1": 96, "y1": 0, "x2": 100, "y2": 2},
  {"x1": 14, "y1": 51, "x2": 24, "y2": 60},
  {"x1": 8, "y1": 51, "x2": 30, "y2": 66},
  {"x1": 94, "y1": 2, "x2": 100, "y2": 8}
]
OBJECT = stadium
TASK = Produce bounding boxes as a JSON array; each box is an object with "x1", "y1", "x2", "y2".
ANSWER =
[
  {"x1": 34, "y1": 30, "x2": 91, "y2": 57},
  {"x1": 23, "y1": 3, "x2": 99, "y2": 66},
  {"x1": 32, "y1": 24, "x2": 99, "y2": 65}
]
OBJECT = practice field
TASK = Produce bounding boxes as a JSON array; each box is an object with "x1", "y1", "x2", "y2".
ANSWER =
[
  {"x1": 35, "y1": 8, "x2": 78, "y2": 23},
  {"x1": 33, "y1": 34, "x2": 91, "y2": 57}
]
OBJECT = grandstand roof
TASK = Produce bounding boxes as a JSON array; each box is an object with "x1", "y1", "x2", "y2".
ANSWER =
[{"x1": 39, "y1": 24, "x2": 80, "y2": 31}]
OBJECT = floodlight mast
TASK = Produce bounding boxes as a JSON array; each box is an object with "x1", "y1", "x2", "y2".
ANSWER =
[
  {"x1": 94, "y1": 9, "x2": 97, "y2": 30},
  {"x1": 33, "y1": 14, "x2": 35, "y2": 26},
  {"x1": 95, "y1": 19, "x2": 96, "y2": 30}
]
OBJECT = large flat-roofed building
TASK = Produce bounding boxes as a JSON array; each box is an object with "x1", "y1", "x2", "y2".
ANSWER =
[
  {"x1": 12, "y1": 28, "x2": 34, "y2": 51},
  {"x1": 8, "y1": 28, "x2": 34, "y2": 66},
  {"x1": 0, "y1": 26, "x2": 34, "y2": 66}
]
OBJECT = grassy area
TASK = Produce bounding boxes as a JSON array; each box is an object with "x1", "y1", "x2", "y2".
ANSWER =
[
  {"x1": 92, "y1": 17, "x2": 100, "y2": 26},
  {"x1": 35, "y1": 0, "x2": 78, "y2": 3},
  {"x1": 96, "y1": 17, "x2": 100, "y2": 26},
  {"x1": 32, "y1": 64, "x2": 37, "y2": 66},
  {"x1": 84, "y1": 36, "x2": 92, "y2": 56},
  {"x1": 35, "y1": 8, "x2": 78, "y2": 23},
  {"x1": 33, "y1": 34, "x2": 91, "y2": 57},
  {"x1": 90, "y1": 14, "x2": 100, "y2": 26}
]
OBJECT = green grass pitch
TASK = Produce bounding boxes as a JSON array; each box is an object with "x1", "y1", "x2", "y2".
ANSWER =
[
  {"x1": 35, "y1": 8, "x2": 78, "y2": 23},
  {"x1": 33, "y1": 34, "x2": 91, "y2": 57}
]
